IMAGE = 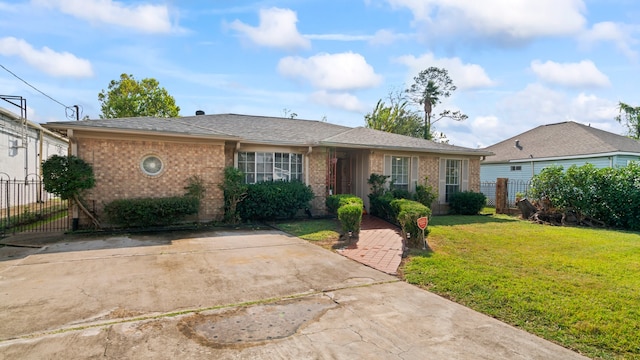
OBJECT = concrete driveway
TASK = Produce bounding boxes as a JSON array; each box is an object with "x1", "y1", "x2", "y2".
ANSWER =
[{"x1": 0, "y1": 230, "x2": 587, "y2": 359}]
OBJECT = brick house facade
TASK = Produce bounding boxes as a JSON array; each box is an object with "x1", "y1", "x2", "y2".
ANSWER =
[{"x1": 45, "y1": 114, "x2": 490, "y2": 228}]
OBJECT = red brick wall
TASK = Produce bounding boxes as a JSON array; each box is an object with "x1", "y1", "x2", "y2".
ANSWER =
[{"x1": 76, "y1": 135, "x2": 225, "y2": 226}]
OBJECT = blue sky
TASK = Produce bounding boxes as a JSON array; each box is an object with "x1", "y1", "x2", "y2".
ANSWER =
[{"x1": 1, "y1": 0, "x2": 638, "y2": 148}]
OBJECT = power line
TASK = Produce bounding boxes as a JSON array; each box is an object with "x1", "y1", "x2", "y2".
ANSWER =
[{"x1": 0, "y1": 63, "x2": 70, "y2": 109}]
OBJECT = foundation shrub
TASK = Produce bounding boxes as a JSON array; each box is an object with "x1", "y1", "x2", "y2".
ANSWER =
[
  {"x1": 448, "y1": 191, "x2": 487, "y2": 215},
  {"x1": 238, "y1": 180, "x2": 314, "y2": 221},
  {"x1": 104, "y1": 196, "x2": 200, "y2": 228}
]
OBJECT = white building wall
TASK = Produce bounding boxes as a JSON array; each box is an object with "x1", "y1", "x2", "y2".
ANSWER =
[{"x1": 0, "y1": 108, "x2": 68, "y2": 181}]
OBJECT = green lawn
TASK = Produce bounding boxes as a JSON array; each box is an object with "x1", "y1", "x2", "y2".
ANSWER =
[
  {"x1": 404, "y1": 214, "x2": 640, "y2": 360},
  {"x1": 274, "y1": 218, "x2": 342, "y2": 249}
]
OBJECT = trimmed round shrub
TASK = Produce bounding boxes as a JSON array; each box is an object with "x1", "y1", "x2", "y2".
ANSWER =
[
  {"x1": 337, "y1": 203, "x2": 363, "y2": 234},
  {"x1": 326, "y1": 194, "x2": 363, "y2": 214}
]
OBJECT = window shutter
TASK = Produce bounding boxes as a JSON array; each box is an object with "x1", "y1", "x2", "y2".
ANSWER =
[
  {"x1": 462, "y1": 159, "x2": 469, "y2": 191},
  {"x1": 384, "y1": 154, "x2": 391, "y2": 176},
  {"x1": 384, "y1": 154, "x2": 392, "y2": 188},
  {"x1": 411, "y1": 156, "x2": 419, "y2": 192},
  {"x1": 438, "y1": 158, "x2": 446, "y2": 203}
]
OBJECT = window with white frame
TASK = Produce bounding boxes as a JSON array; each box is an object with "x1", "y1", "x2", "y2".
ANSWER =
[
  {"x1": 238, "y1": 151, "x2": 303, "y2": 184},
  {"x1": 384, "y1": 155, "x2": 419, "y2": 192},
  {"x1": 391, "y1": 156, "x2": 409, "y2": 191},
  {"x1": 8, "y1": 139, "x2": 18, "y2": 157},
  {"x1": 445, "y1": 159, "x2": 460, "y2": 202},
  {"x1": 438, "y1": 158, "x2": 469, "y2": 203}
]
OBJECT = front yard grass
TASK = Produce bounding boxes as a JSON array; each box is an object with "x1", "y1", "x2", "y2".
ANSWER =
[
  {"x1": 273, "y1": 218, "x2": 342, "y2": 250},
  {"x1": 277, "y1": 214, "x2": 640, "y2": 360},
  {"x1": 405, "y1": 214, "x2": 640, "y2": 360}
]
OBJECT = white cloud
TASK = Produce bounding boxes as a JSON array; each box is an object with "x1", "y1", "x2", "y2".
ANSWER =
[
  {"x1": 369, "y1": 29, "x2": 412, "y2": 45},
  {"x1": 32, "y1": 0, "x2": 176, "y2": 34},
  {"x1": 445, "y1": 84, "x2": 623, "y2": 148},
  {"x1": 471, "y1": 115, "x2": 500, "y2": 132},
  {"x1": 0, "y1": 37, "x2": 93, "y2": 77},
  {"x1": 229, "y1": 7, "x2": 310, "y2": 50},
  {"x1": 530, "y1": 60, "x2": 610, "y2": 88},
  {"x1": 579, "y1": 21, "x2": 638, "y2": 60},
  {"x1": 310, "y1": 91, "x2": 366, "y2": 112},
  {"x1": 499, "y1": 83, "x2": 620, "y2": 130},
  {"x1": 387, "y1": 0, "x2": 586, "y2": 43},
  {"x1": 395, "y1": 53, "x2": 494, "y2": 90},
  {"x1": 278, "y1": 52, "x2": 382, "y2": 91}
]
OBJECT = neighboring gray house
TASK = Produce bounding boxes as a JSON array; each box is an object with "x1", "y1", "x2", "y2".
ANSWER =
[
  {"x1": 0, "y1": 107, "x2": 68, "y2": 181},
  {"x1": 481, "y1": 121, "x2": 640, "y2": 184}
]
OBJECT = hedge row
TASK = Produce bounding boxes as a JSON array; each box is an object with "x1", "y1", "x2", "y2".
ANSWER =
[
  {"x1": 238, "y1": 180, "x2": 314, "y2": 221},
  {"x1": 104, "y1": 196, "x2": 200, "y2": 228},
  {"x1": 530, "y1": 163, "x2": 640, "y2": 230},
  {"x1": 391, "y1": 198, "x2": 431, "y2": 248}
]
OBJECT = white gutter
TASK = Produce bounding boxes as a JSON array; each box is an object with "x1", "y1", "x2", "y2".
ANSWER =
[{"x1": 508, "y1": 151, "x2": 640, "y2": 163}]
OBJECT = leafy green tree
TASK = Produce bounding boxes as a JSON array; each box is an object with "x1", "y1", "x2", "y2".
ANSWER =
[
  {"x1": 218, "y1": 167, "x2": 247, "y2": 224},
  {"x1": 614, "y1": 101, "x2": 640, "y2": 139},
  {"x1": 405, "y1": 67, "x2": 468, "y2": 140},
  {"x1": 98, "y1": 73, "x2": 180, "y2": 118},
  {"x1": 42, "y1": 155, "x2": 95, "y2": 200},
  {"x1": 365, "y1": 95, "x2": 423, "y2": 138},
  {"x1": 42, "y1": 155, "x2": 100, "y2": 228}
]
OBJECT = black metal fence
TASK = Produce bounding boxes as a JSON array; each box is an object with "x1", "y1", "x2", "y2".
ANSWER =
[
  {"x1": 1, "y1": 179, "x2": 69, "y2": 236},
  {"x1": 480, "y1": 179, "x2": 532, "y2": 208}
]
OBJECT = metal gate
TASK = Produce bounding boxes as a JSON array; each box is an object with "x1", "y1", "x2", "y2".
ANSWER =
[{"x1": 1, "y1": 179, "x2": 69, "y2": 236}]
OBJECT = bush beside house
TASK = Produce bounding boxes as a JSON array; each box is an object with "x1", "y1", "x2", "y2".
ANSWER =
[
  {"x1": 104, "y1": 196, "x2": 200, "y2": 228},
  {"x1": 366, "y1": 173, "x2": 435, "y2": 247},
  {"x1": 448, "y1": 191, "x2": 487, "y2": 215},
  {"x1": 238, "y1": 180, "x2": 314, "y2": 221}
]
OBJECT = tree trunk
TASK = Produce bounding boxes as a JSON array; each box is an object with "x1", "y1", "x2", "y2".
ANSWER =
[
  {"x1": 74, "y1": 195, "x2": 101, "y2": 229},
  {"x1": 516, "y1": 198, "x2": 537, "y2": 219}
]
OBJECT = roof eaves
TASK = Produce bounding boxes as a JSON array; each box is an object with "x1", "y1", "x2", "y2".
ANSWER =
[
  {"x1": 43, "y1": 123, "x2": 241, "y2": 141},
  {"x1": 507, "y1": 151, "x2": 640, "y2": 163},
  {"x1": 319, "y1": 141, "x2": 493, "y2": 156}
]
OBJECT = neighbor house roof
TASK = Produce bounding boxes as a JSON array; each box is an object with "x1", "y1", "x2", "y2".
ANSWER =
[
  {"x1": 482, "y1": 121, "x2": 640, "y2": 163},
  {"x1": 45, "y1": 113, "x2": 490, "y2": 156},
  {"x1": 1, "y1": 107, "x2": 68, "y2": 142}
]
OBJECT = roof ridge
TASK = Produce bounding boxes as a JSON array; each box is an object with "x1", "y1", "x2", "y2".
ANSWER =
[
  {"x1": 206, "y1": 113, "x2": 342, "y2": 126},
  {"x1": 171, "y1": 117, "x2": 237, "y2": 137}
]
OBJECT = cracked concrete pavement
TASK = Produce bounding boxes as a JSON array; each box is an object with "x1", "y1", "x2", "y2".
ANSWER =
[{"x1": 0, "y1": 230, "x2": 589, "y2": 359}]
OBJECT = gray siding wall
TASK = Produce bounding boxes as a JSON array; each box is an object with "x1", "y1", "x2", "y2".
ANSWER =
[{"x1": 480, "y1": 155, "x2": 638, "y2": 182}]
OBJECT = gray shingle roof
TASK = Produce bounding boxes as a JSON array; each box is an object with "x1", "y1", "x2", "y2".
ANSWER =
[
  {"x1": 45, "y1": 116, "x2": 238, "y2": 138},
  {"x1": 482, "y1": 121, "x2": 640, "y2": 163},
  {"x1": 322, "y1": 127, "x2": 484, "y2": 154},
  {"x1": 45, "y1": 113, "x2": 490, "y2": 155},
  {"x1": 185, "y1": 114, "x2": 351, "y2": 145}
]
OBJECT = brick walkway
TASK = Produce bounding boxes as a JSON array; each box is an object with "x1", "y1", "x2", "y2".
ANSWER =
[{"x1": 338, "y1": 215, "x2": 404, "y2": 275}]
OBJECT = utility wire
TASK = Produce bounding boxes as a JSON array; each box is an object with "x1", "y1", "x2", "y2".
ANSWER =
[{"x1": 0, "y1": 63, "x2": 70, "y2": 109}]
